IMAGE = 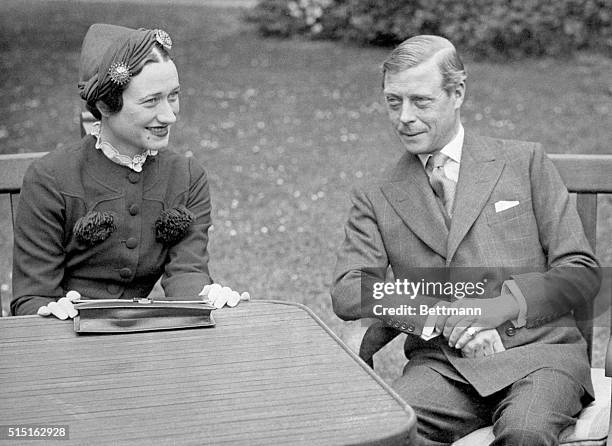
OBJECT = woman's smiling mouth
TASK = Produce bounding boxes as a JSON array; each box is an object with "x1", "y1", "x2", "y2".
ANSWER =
[{"x1": 146, "y1": 126, "x2": 169, "y2": 137}]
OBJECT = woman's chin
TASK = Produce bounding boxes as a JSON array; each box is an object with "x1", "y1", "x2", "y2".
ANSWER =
[{"x1": 143, "y1": 136, "x2": 170, "y2": 152}]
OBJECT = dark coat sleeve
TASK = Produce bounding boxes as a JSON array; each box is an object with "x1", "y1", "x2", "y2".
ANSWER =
[
  {"x1": 161, "y1": 157, "x2": 213, "y2": 297},
  {"x1": 11, "y1": 161, "x2": 67, "y2": 315}
]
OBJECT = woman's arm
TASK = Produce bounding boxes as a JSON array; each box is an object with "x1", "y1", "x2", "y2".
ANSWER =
[
  {"x1": 11, "y1": 160, "x2": 67, "y2": 315},
  {"x1": 160, "y1": 157, "x2": 213, "y2": 298}
]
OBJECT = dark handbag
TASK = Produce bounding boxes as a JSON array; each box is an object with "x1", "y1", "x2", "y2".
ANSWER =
[{"x1": 73, "y1": 298, "x2": 215, "y2": 333}]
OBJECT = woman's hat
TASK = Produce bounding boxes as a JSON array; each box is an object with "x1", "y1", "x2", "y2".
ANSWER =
[{"x1": 78, "y1": 23, "x2": 172, "y2": 104}]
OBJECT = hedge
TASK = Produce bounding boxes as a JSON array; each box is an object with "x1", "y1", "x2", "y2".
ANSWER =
[{"x1": 244, "y1": 0, "x2": 612, "y2": 58}]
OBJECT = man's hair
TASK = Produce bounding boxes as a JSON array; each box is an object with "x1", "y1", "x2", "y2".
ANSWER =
[
  {"x1": 382, "y1": 35, "x2": 467, "y2": 93},
  {"x1": 87, "y1": 44, "x2": 172, "y2": 120}
]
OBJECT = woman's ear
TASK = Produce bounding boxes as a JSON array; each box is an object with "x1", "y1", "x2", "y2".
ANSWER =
[{"x1": 95, "y1": 100, "x2": 112, "y2": 118}]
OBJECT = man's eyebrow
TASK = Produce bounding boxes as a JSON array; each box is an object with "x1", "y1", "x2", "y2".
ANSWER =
[{"x1": 411, "y1": 94, "x2": 433, "y2": 100}]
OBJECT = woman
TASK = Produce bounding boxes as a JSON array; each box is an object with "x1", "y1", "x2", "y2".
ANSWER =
[{"x1": 11, "y1": 24, "x2": 244, "y2": 317}]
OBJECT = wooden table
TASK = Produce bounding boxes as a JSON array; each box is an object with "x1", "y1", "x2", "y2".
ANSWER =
[{"x1": 0, "y1": 301, "x2": 415, "y2": 445}]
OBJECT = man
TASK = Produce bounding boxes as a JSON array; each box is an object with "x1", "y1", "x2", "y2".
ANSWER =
[{"x1": 331, "y1": 35, "x2": 601, "y2": 445}]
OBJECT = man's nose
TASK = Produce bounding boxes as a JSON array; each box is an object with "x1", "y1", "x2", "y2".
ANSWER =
[{"x1": 399, "y1": 101, "x2": 417, "y2": 124}]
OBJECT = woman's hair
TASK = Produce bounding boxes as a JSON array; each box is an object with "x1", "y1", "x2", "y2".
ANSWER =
[{"x1": 87, "y1": 43, "x2": 171, "y2": 119}]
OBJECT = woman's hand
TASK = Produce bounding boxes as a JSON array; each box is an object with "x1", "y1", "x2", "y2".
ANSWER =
[
  {"x1": 199, "y1": 284, "x2": 250, "y2": 308},
  {"x1": 37, "y1": 291, "x2": 81, "y2": 320}
]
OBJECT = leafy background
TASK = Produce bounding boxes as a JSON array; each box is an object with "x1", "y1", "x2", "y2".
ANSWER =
[
  {"x1": 1, "y1": 0, "x2": 610, "y2": 381},
  {"x1": 247, "y1": 0, "x2": 612, "y2": 58}
]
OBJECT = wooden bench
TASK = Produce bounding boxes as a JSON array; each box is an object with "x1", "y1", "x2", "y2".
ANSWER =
[
  {"x1": 0, "y1": 109, "x2": 95, "y2": 315},
  {"x1": 0, "y1": 152, "x2": 47, "y2": 316},
  {"x1": 360, "y1": 153, "x2": 612, "y2": 445},
  {"x1": 1, "y1": 150, "x2": 611, "y2": 443},
  {"x1": 80, "y1": 110, "x2": 96, "y2": 137}
]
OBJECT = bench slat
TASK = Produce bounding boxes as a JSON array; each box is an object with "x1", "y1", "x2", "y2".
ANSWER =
[
  {"x1": 0, "y1": 153, "x2": 47, "y2": 193},
  {"x1": 550, "y1": 154, "x2": 612, "y2": 193}
]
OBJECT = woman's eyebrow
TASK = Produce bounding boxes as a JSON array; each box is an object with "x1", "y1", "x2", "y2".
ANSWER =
[
  {"x1": 137, "y1": 92, "x2": 161, "y2": 102},
  {"x1": 138, "y1": 86, "x2": 181, "y2": 101}
]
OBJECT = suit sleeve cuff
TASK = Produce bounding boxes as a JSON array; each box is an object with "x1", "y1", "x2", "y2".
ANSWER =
[
  {"x1": 420, "y1": 306, "x2": 443, "y2": 340},
  {"x1": 502, "y1": 279, "x2": 527, "y2": 328},
  {"x1": 11, "y1": 296, "x2": 55, "y2": 316}
]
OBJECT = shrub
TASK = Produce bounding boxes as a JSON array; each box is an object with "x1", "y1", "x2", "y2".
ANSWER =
[
  {"x1": 245, "y1": 0, "x2": 612, "y2": 58},
  {"x1": 244, "y1": 0, "x2": 347, "y2": 39}
]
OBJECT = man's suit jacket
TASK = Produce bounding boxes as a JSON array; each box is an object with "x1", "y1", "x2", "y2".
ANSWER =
[{"x1": 331, "y1": 131, "x2": 601, "y2": 399}]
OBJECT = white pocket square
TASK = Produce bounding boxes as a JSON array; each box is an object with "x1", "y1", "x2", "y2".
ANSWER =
[{"x1": 495, "y1": 200, "x2": 520, "y2": 213}]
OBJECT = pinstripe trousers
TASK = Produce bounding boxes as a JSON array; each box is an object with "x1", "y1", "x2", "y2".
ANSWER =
[{"x1": 393, "y1": 363, "x2": 584, "y2": 446}]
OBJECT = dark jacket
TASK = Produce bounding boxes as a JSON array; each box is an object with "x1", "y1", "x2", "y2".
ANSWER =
[{"x1": 12, "y1": 136, "x2": 212, "y2": 315}]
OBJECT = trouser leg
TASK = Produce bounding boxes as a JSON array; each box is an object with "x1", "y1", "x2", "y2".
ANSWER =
[
  {"x1": 393, "y1": 364, "x2": 490, "y2": 446},
  {"x1": 490, "y1": 368, "x2": 584, "y2": 446}
]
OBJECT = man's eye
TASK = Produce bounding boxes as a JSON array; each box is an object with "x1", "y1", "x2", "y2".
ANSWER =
[
  {"x1": 143, "y1": 97, "x2": 159, "y2": 105},
  {"x1": 169, "y1": 92, "x2": 180, "y2": 101},
  {"x1": 413, "y1": 99, "x2": 432, "y2": 108},
  {"x1": 386, "y1": 97, "x2": 401, "y2": 107}
]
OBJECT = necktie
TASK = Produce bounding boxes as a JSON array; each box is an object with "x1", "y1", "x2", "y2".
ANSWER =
[{"x1": 426, "y1": 152, "x2": 457, "y2": 217}]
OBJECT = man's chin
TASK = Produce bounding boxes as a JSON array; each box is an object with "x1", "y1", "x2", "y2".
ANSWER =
[{"x1": 399, "y1": 138, "x2": 431, "y2": 155}]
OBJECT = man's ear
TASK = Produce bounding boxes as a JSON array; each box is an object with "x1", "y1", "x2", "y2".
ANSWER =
[
  {"x1": 95, "y1": 100, "x2": 112, "y2": 118},
  {"x1": 453, "y1": 81, "x2": 466, "y2": 110}
]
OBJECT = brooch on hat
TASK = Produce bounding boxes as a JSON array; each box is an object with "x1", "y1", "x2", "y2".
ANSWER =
[
  {"x1": 155, "y1": 206, "x2": 195, "y2": 244},
  {"x1": 74, "y1": 211, "x2": 116, "y2": 246},
  {"x1": 108, "y1": 61, "x2": 131, "y2": 85},
  {"x1": 155, "y1": 29, "x2": 172, "y2": 50}
]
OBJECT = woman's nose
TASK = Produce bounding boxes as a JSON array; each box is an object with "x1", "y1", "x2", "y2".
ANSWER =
[{"x1": 157, "y1": 100, "x2": 178, "y2": 123}]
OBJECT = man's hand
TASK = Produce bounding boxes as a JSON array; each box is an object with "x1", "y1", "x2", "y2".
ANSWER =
[
  {"x1": 459, "y1": 328, "x2": 506, "y2": 358},
  {"x1": 37, "y1": 291, "x2": 81, "y2": 320},
  {"x1": 199, "y1": 284, "x2": 250, "y2": 308},
  {"x1": 434, "y1": 296, "x2": 519, "y2": 347}
]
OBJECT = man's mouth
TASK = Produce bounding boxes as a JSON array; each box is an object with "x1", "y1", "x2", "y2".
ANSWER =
[
  {"x1": 147, "y1": 126, "x2": 169, "y2": 137},
  {"x1": 400, "y1": 130, "x2": 425, "y2": 137}
]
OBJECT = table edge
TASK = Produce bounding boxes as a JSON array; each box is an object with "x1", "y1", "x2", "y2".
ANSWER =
[{"x1": 251, "y1": 299, "x2": 417, "y2": 445}]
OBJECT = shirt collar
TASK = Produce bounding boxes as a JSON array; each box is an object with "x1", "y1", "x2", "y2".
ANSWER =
[{"x1": 417, "y1": 123, "x2": 464, "y2": 169}]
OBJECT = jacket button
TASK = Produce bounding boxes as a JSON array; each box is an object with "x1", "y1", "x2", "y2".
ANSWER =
[
  {"x1": 125, "y1": 237, "x2": 138, "y2": 249},
  {"x1": 505, "y1": 326, "x2": 516, "y2": 337},
  {"x1": 129, "y1": 204, "x2": 139, "y2": 216},
  {"x1": 119, "y1": 268, "x2": 132, "y2": 279},
  {"x1": 400, "y1": 323, "x2": 408, "y2": 330},
  {"x1": 392, "y1": 320, "x2": 400, "y2": 328},
  {"x1": 128, "y1": 172, "x2": 140, "y2": 184},
  {"x1": 406, "y1": 325, "x2": 415, "y2": 333}
]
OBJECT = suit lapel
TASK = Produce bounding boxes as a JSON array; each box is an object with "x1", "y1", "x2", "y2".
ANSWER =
[
  {"x1": 446, "y1": 132, "x2": 505, "y2": 263},
  {"x1": 381, "y1": 153, "x2": 449, "y2": 258}
]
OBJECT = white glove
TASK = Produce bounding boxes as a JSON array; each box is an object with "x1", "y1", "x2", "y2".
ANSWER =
[
  {"x1": 37, "y1": 291, "x2": 81, "y2": 320},
  {"x1": 199, "y1": 284, "x2": 250, "y2": 309}
]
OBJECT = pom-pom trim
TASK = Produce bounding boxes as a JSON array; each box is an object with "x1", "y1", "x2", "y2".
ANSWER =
[{"x1": 155, "y1": 206, "x2": 195, "y2": 244}]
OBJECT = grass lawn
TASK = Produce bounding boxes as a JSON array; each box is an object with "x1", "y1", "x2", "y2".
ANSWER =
[{"x1": 1, "y1": 0, "x2": 611, "y2": 381}]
